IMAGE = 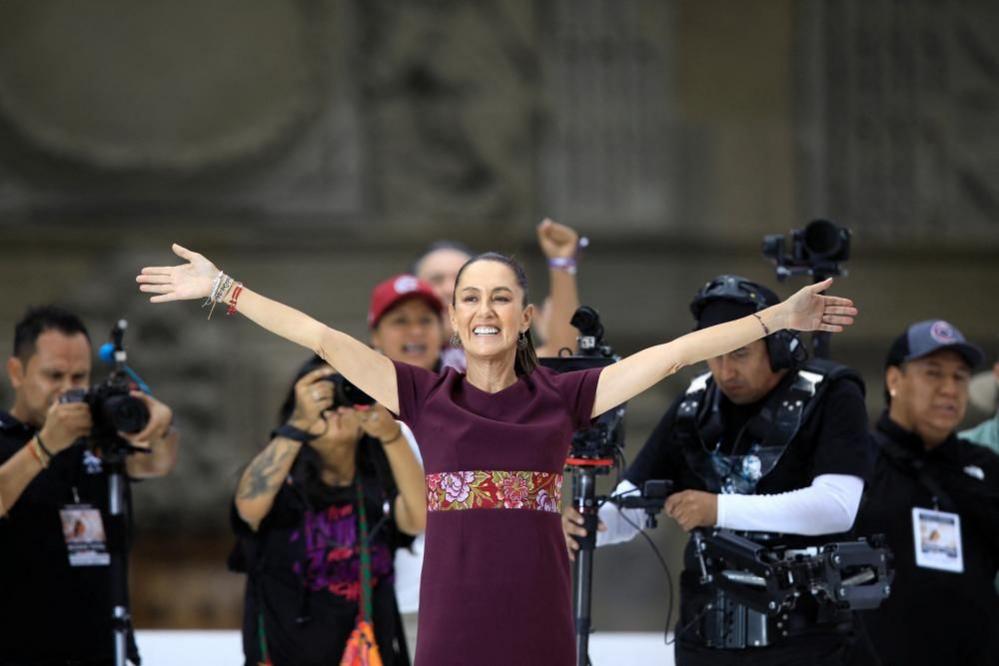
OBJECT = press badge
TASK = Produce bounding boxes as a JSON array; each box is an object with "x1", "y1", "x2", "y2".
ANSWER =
[
  {"x1": 59, "y1": 504, "x2": 110, "y2": 567},
  {"x1": 911, "y1": 507, "x2": 963, "y2": 573}
]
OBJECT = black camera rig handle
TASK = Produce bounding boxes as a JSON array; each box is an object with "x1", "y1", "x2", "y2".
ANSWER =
[{"x1": 693, "y1": 528, "x2": 894, "y2": 615}]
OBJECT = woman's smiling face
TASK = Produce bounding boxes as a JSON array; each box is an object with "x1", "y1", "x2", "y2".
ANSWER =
[{"x1": 450, "y1": 259, "x2": 532, "y2": 362}]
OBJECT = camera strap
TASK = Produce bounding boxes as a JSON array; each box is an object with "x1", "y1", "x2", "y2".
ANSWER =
[{"x1": 873, "y1": 431, "x2": 957, "y2": 512}]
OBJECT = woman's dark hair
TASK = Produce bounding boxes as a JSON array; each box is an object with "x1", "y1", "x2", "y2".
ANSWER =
[
  {"x1": 452, "y1": 252, "x2": 539, "y2": 376},
  {"x1": 411, "y1": 240, "x2": 475, "y2": 276},
  {"x1": 276, "y1": 355, "x2": 393, "y2": 507}
]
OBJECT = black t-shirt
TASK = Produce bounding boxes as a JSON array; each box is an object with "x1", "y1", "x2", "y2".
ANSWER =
[
  {"x1": 231, "y1": 460, "x2": 414, "y2": 666},
  {"x1": 0, "y1": 411, "x2": 139, "y2": 666},
  {"x1": 851, "y1": 414, "x2": 999, "y2": 666},
  {"x1": 623, "y1": 369, "x2": 873, "y2": 651}
]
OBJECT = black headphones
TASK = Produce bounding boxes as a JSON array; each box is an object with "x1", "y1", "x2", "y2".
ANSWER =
[{"x1": 689, "y1": 275, "x2": 807, "y2": 372}]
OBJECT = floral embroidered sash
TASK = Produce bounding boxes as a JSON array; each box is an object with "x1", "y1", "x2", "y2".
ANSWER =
[{"x1": 426, "y1": 471, "x2": 562, "y2": 513}]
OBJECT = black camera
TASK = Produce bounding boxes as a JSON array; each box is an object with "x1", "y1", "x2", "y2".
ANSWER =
[
  {"x1": 323, "y1": 374, "x2": 376, "y2": 408},
  {"x1": 60, "y1": 383, "x2": 150, "y2": 442},
  {"x1": 762, "y1": 219, "x2": 850, "y2": 281},
  {"x1": 541, "y1": 306, "x2": 621, "y2": 461}
]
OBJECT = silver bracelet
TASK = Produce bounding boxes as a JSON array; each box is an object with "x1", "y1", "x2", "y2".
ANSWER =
[{"x1": 204, "y1": 271, "x2": 234, "y2": 320}]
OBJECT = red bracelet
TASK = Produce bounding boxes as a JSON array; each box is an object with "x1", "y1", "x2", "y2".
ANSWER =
[{"x1": 226, "y1": 284, "x2": 244, "y2": 316}]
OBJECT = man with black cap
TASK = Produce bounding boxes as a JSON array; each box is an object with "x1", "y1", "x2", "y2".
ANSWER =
[
  {"x1": 850, "y1": 320, "x2": 999, "y2": 666},
  {"x1": 563, "y1": 275, "x2": 875, "y2": 665}
]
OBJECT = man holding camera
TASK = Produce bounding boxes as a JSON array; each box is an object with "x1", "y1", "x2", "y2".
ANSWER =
[
  {"x1": 0, "y1": 306, "x2": 179, "y2": 665},
  {"x1": 563, "y1": 276, "x2": 874, "y2": 665},
  {"x1": 849, "y1": 321, "x2": 999, "y2": 666}
]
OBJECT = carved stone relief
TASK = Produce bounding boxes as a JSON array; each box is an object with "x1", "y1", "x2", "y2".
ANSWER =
[{"x1": 795, "y1": 0, "x2": 999, "y2": 240}]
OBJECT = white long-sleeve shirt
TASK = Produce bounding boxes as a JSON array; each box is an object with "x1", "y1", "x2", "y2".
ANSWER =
[
  {"x1": 393, "y1": 422, "x2": 425, "y2": 614},
  {"x1": 596, "y1": 474, "x2": 864, "y2": 546}
]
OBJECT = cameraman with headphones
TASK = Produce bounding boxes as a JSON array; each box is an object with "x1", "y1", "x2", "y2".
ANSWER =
[
  {"x1": 563, "y1": 276, "x2": 874, "y2": 665},
  {"x1": 0, "y1": 305, "x2": 179, "y2": 666}
]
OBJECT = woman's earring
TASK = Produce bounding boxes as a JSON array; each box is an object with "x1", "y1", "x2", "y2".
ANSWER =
[
  {"x1": 517, "y1": 332, "x2": 528, "y2": 350},
  {"x1": 450, "y1": 332, "x2": 462, "y2": 348}
]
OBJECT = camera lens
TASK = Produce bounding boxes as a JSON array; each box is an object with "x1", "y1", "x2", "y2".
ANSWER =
[
  {"x1": 802, "y1": 220, "x2": 843, "y2": 258},
  {"x1": 102, "y1": 395, "x2": 150, "y2": 434},
  {"x1": 324, "y1": 374, "x2": 376, "y2": 407},
  {"x1": 341, "y1": 379, "x2": 375, "y2": 407},
  {"x1": 570, "y1": 306, "x2": 604, "y2": 340}
]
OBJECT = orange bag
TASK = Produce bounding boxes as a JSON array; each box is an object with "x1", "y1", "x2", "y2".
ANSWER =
[{"x1": 340, "y1": 619, "x2": 383, "y2": 666}]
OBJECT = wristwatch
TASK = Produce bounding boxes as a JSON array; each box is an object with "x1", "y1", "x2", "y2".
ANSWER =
[{"x1": 271, "y1": 423, "x2": 317, "y2": 443}]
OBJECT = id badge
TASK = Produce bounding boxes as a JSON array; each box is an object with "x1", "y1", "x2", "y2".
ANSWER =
[
  {"x1": 911, "y1": 507, "x2": 964, "y2": 573},
  {"x1": 59, "y1": 504, "x2": 110, "y2": 567}
]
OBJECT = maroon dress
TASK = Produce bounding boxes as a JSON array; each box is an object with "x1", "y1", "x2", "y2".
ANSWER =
[{"x1": 393, "y1": 361, "x2": 602, "y2": 666}]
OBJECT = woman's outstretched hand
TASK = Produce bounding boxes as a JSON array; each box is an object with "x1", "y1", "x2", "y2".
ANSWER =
[
  {"x1": 136, "y1": 244, "x2": 220, "y2": 303},
  {"x1": 780, "y1": 278, "x2": 858, "y2": 332}
]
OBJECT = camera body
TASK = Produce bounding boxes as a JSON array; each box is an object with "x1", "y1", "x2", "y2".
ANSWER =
[
  {"x1": 60, "y1": 381, "x2": 149, "y2": 448},
  {"x1": 321, "y1": 374, "x2": 375, "y2": 408},
  {"x1": 541, "y1": 305, "x2": 621, "y2": 462},
  {"x1": 762, "y1": 219, "x2": 851, "y2": 281}
]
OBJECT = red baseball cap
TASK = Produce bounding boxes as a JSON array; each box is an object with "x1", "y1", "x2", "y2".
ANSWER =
[{"x1": 368, "y1": 274, "x2": 444, "y2": 329}]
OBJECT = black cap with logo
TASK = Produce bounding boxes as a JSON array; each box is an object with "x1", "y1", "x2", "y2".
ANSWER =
[{"x1": 885, "y1": 319, "x2": 985, "y2": 370}]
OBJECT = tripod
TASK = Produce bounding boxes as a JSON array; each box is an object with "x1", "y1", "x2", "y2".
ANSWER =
[
  {"x1": 95, "y1": 319, "x2": 148, "y2": 666},
  {"x1": 567, "y1": 456, "x2": 616, "y2": 666},
  {"x1": 102, "y1": 442, "x2": 136, "y2": 666}
]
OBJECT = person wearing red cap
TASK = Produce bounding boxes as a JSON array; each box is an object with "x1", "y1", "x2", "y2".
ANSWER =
[
  {"x1": 368, "y1": 274, "x2": 446, "y2": 375},
  {"x1": 138, "y1": 244, "x2": 855, "y2": 666},
  {"x1": 366, "y1": 274, "x2": 445, "y2": 653}
]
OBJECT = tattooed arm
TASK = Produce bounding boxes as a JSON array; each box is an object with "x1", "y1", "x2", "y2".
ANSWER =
[
  {"x1": 235, "y1": 366, "x2": 334, "y2": 531},
  {"x1": 234, "y1": 437, "x2": 302, "y2": 532}
]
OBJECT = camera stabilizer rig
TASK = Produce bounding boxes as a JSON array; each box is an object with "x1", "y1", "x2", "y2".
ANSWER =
[
  {"x1": 692, "y1": 529, "x2": 893, "y2": 614},
  {"x1": 689, "y1": 529, "x2": 893, "y2": 647}
]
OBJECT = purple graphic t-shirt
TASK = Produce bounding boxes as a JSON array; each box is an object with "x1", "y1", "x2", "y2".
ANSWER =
[
  {"x1": 231, "y1": 473, "x2": 412, "y2": 666},
  {"x1": 290, "y1": 501, "x2": 393, "y2": 601}
]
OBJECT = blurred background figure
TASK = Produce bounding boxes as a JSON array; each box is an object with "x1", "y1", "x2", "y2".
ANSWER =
[
  {"x1": 961, "y1": 358, "x2": 999, "y2": 453},
  {"x1": 850, "y1": 321, "x2": 999, "y2": 666},
  {"x1": 366, "y1": 274, "x2": 443, "y2": 655},
  {"x1": 0, "y1": 305, "x2": 179, "y2": 665},
  {"x1": 229, "y1": 356, "x2": 425, "y2": 666}
]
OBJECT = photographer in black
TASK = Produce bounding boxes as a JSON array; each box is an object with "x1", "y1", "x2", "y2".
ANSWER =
[
  {"x1": 0, "y1": 306, "x2": 179, "y2": 666},
  {"x1": 563, "y1": 276, "x2": 874, "y2": 665},
  {"x1": 850, "y1": 320, "x2": 999, "y2": 666}
]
